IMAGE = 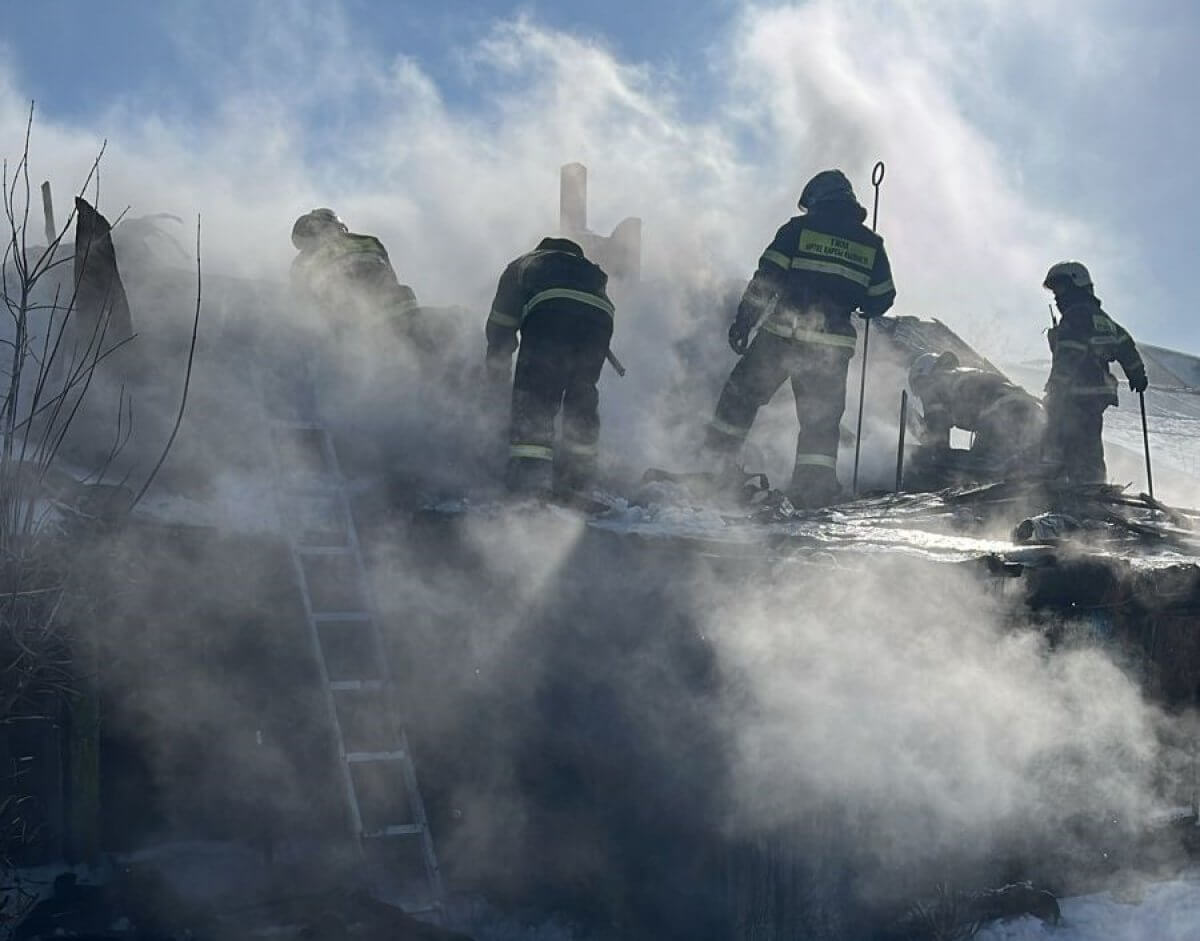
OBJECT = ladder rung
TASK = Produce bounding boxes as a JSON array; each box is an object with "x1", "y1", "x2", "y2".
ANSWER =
[
  {"x1": 345, "y1": 750, "x2": 406, "y2": 763},
  {"x1": 397, "y1": 903, "x2": 441, "y2": 916},
  {"x1": 311, "y1": 612, "x2": 371, "y2": 623},
  {"x1": 329, "y1": 680, "x2": 384, "y2": 692},
  {"x1": 362, "y1": 824, "x2": 424, "y2": 838}
]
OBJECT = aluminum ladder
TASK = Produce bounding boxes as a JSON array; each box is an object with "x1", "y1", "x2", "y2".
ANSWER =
[{"x1": 269, "y1": 418, "x2": 444, "y2": 918}]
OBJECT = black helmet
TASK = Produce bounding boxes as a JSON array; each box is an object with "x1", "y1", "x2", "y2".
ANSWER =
[
  {"x1": 798, "y1": 169, "x2": 858, "y2": 210},
  {"x1": 291, "y1": 208, "x2": 346, "y2": 250},
  {"x1": 1042, "y1": 260, "x2": 1093, "y2": 292}
]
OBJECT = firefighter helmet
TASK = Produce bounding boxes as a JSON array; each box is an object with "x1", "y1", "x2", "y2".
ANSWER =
[
  {"x1": 291, "y1": 208, "x2": 346, "y2": 250},
  {"x1": 798, "y1": 170, "x2": 858, "y2": 210},
  {"x1": 1042, "y1": 260, "x2": 1093, "y2": 292},
  {"x1": 909, "y1": 351, "x2": 957, "y2": 393}
]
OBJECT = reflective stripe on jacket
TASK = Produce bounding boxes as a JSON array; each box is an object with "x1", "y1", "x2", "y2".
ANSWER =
[
  {"x1": 292, "y1": 231, "x2": 419, "y2": 316},
  {"x1": 485, "y1": 238, "x2": 613, "y2": 358},
  {"x1": 736, "y1": 202, "x2": 895, "y2": 351},
  {"x1": 1046, "y1": 297, "x2": 1145, "y2": 404}
]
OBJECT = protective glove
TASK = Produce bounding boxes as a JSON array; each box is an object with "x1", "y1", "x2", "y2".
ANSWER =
[
  {"x1": 728, "y1": 319, "x2": 751, "y2": 356},
  {"x1": 1129, "y1": 374, "x2": 1148, "y2": 394}
]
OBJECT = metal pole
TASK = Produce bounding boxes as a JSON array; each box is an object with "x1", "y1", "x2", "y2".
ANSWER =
[
  {"x1": 851, "y1": 160, "x2": 886, "y2": 496},
  {"x1": 1140, "y1": 390, "x2": 1154, "y2": 500},
  {"x1": 895, "y1": 389, "x2": 908, "y2": 492},
  {"x1": 41, "y1": 181, "x2": 56, "y2": 245}
]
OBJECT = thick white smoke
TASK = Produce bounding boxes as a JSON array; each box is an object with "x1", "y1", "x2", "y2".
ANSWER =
[{"x1": 3, "y1": 2, "x2": 1196, "y2": 934}]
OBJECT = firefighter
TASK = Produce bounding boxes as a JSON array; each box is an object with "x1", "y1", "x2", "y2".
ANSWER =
[
  {"x1": 1041, "y1": 260, "x2": 1147, "y2": 484},
  {"x1": 706, "y1": 169, "x2": 896, "y2": 507},
  {"x1": 290, "y1": 208, "x2": 424, "y2": 346},
  {"x1": 908, "y1": 351, "x2": 1045, "y2": 478},
  {"x1": 486, "y1": 236, "x2": 615, "y2": 496}
]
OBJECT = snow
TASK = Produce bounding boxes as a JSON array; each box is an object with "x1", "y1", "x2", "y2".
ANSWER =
[{"x1": 977, "y1": 876, "x2": 1200, "y2": 940}]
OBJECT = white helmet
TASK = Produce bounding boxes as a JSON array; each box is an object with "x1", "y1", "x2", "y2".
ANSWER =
[
  {"x1": 1042, "y1": 260, "x2": 1092, "y2": 291},
  {"x1": 909, "y1": 352, "x2": 941, "y2": 391},
  {"x1": 909, "y1": 351, "x2": 957, "y2": 392}
]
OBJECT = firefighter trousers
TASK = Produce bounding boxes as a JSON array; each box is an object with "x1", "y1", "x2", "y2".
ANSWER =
[
  {"x1": 508, "y1": 312, "x2": 613, "y2": 495},
  {"x1": 973, "y1": 401, "x2": 1047, "y2": 470},
  {"x1": 1043, "y1": 395, "x2": 1107, "y2": 484},
  {"x1": 707, "y1": 331, "x2": 852, "y2": 505}
]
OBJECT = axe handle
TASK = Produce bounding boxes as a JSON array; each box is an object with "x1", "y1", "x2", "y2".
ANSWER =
[{"x1": 605, "y1": 349, "x2": 627, "y2": 377}]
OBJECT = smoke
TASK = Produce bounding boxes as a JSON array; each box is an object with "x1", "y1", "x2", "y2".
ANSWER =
[
  {"x1": 2, "y1": 1, "x2": 1196, "y2": 933},
  {"x1": 711, "y1": 557, "x2": 1164, "y2": 857}
]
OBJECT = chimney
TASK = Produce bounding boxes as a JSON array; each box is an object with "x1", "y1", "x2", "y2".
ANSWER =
[{"x1": 560, "y1": 163, "x2": 587, "y2": 236}]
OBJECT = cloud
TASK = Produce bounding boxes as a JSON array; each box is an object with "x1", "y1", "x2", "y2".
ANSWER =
[{"x1": 2, "y1": 0, "x2": 1134, "y2": 348}]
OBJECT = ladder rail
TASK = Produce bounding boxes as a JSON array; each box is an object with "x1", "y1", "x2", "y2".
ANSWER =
[
  {"x1": 266, "y1": 404, "x2": 444, "y2": 915},
  {"x1": 285, "y1": 539, "x2": 369, "y2": 837}
]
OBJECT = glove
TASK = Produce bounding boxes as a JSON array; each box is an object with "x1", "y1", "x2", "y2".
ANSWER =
[
  {"x1": 728, "y1": 320, "x2": 751, "y2": 355},
  {"x1": 1130, "y1": 374, "x2": 1148, "y2": 394}
]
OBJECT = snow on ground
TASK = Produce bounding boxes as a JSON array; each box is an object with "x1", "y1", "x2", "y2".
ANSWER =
[{"x1": 978, "y1": 876, "x2": 1200, "y2": 940}]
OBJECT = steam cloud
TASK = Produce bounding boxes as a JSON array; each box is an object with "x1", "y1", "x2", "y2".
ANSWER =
[{"x1": 2, "y1": 0, "x2": 1193, "y2": 932}]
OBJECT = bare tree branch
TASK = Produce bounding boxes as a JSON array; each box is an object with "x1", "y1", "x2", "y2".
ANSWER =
[{"x1": 126, "y1": 215, "x2": 202, "y2": 512}]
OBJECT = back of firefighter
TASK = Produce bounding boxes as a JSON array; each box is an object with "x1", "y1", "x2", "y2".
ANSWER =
[
  {"x1": 290, "y1": 208, "x2": 423, "y2": 346},
  {"x1": 909, "y1": 351, "x2": 1045, "y2": 471},
  {"x1": 1041, "y1": 260, "x2": 1147, "y2": 483},
  {"x1": 485, "y1": 237, "x2": 614, "y2": 496},
  {"x1": 706, "y1": 169, "x2": 896, "y2": 507}
]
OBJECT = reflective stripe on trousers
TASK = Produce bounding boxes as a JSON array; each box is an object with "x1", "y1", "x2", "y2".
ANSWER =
[
  {"x1": 708, "y1": 416, "x2": 752, "y2": 441},
  {"x1": 510, "y1": 443, "x2": 554, "y2": 461}
]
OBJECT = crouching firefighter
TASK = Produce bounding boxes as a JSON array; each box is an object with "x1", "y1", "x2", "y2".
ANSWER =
[
  {"x1": 485, "y1": 237, "x2": 615, "y2": 497},
  {"x1": 907, "y1": 351, "x2": 1046, "y2": 482},
  {"x1": 290, "y1": 208, "x2": 427, "y2": 348},
  {"x1": 705, "y1": 169, "x2": 896, "y2": 508},
  {"x1": 1041, "y1": 260, "x2": 1147, "y2": 484}
]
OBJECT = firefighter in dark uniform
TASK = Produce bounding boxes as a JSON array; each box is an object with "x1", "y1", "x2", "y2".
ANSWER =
[
  {"x1": 486, "y1": 237, "x2": 615, "y2": 496},
  {"x1": 290, "y1": 208, "x2": 424, "y2": 346},
  {"x1": 1041, "y1": 260, "x2": 1147, "y2": 483},
  {"x1": 908, "y1": 351, "x2": 1045, "y2": 476},
  {"x1": 706, "y1": 169, "x2": 896, "y2": 507}
]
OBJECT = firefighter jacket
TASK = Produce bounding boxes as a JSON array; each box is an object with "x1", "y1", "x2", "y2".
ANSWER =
[
  {"x1": 485, "y1": 237, "x2": 614, "y2": 362},
  {"x1": 734, "y1": 200, "x2": 896, "y2": 352},
  {"x1": 1045, "y1": 294, "x2": 1145, "y2": 406},
  {"x1": 291, "y1": 231, "x2": 419, "y2": 319},
  {"x1": 919, "y1": 367, "x2": 1041, "y2": 447}
]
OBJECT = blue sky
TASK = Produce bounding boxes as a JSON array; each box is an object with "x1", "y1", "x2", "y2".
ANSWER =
[
  {"x1": 8, "y1": 0, "x2": 733, "y2": 122},
  {"x1": 3, "y1": 0, "x2": 1200, "y2": 361}
]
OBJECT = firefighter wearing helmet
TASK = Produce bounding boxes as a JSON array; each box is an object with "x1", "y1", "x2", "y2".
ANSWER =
[
  {"x1": 705, "y1": 169, "x2": 896, "y2": 508},
  {"x1": 289, "y1": 208, "x2": 423, "y2": 347},
  {"x1": 484, "y1": 237, "x2": 615, "y2": 497},
  {"x1": 1041, "y1": 260, "x2": 1147, "y2": 483},
  {"x1": 907, "y1": 350, "x2": 1045, "y2": 484}
]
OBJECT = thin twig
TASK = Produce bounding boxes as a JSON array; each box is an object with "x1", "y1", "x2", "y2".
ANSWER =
[{"x1": 126, "y1": 214, "x2": 202, "y2": 512}]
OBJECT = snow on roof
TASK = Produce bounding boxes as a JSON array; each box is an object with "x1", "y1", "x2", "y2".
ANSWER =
[{"x1": 976, "y1": 874, "x2": 1200, "y2": 940}]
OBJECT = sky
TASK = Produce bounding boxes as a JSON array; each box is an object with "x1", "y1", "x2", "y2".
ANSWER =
[{"x1": 3, "y1": 0, "x2": 1200, "y2": 361}]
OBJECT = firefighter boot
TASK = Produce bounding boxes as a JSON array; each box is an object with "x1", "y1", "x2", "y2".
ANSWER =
[
  {"x1": 788, "y1": 463, "x2": 844, "y2": 510},
  {"x1": 505, "y1": 455, "x2": 554, "y2": 497}
]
